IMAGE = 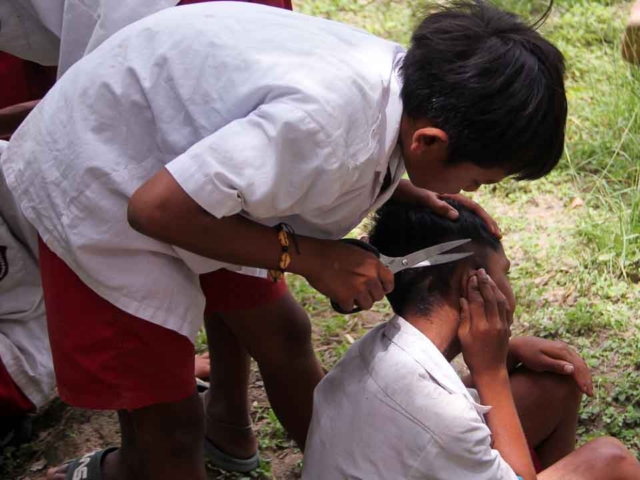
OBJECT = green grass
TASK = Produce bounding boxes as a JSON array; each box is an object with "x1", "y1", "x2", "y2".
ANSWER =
[{"x1": 291, "y1": 0, "x2": 640, "y2": 463}]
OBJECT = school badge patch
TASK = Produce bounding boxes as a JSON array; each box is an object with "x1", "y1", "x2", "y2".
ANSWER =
[{"x1": 0, "y1": 246, "x2": 8, "y2": 282}]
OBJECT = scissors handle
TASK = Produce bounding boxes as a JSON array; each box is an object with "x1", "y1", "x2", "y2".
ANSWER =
[{"x1": 330, "y1": 239, "x2": 380, "y2": 315}]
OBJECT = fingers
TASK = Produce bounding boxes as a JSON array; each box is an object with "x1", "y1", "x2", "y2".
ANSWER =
[
  {"x1": 379, "y1": 264, "x2": 395, "y2": 294},
  {"x1": 487, "y1": 274, "x2": 511, "y2": 330},
  {"x1": 566, "y1": 348, "x2": 594, "y2": 397},
  {"x1": 467, "y1": 275, "x2": 486, "y2": 323},
  {"x1": 544, "y1": 343, "x2": 594, "y2": 397},
  {"x1": 355, "y1": 290, "x2": 374, "y2": 311},
  {"x1": 442, "y1": 193, "x2": 502, "y2": 238},
  {"x1": 477, "y1": 269, "x2": 499, "y2": 324},
  {"x1": 458, "y1": 297, "x2": 470, "y2": 336},
  {"x1": 429, "y1": 194, "x2": 459, "y2": 220}
]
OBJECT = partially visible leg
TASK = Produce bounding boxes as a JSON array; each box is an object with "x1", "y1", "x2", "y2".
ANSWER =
[
  {"x1": 221, "y1": 291, "x2": 324, "y2": 450},
  {"x1": 201, "y1": 270, "x2": 323, "y2": 451},
  {"x1": 40, "y1": 239, "x2": 204, "y2": 480},
  {"x1": 129, "y1": 392, "x2": 206, "y2": 480},
  {"x1": 538, "y1": 437, "x2": 640, "y2": 480},
  {"x1": 195, "y1": 352, "x2": 210, "y2": 380},
  {"x1": 204, "y1": 311, "x2": 258, "y2": 459},
  {"x1": 623, "y1": 0, "x2": 640, "y2": 63},
  {"x1": 49, "y1": 397, "x2": 206, "y2": 480},
  {"x1": 510, "y1": 367, "x2": 582, "y2": 467}
]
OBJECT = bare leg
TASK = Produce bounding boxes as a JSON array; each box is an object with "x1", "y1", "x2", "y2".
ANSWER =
[
  {"x1": 539, "y1": 437, "x2": 640, "y2": 480},
  {"x1": 47, "y1": 393, "x2": 206, "y2": 480},
  {"x1": 205, "y1": 292, "x2": 324, "y2": 451},
  {"x1": 221, "y1": 292, "x2": 324, "y2": 450},
  {"x1": 510, "y1": 368, "x2": 582, "y2": 467},
  {"x1": 623, "y1": 0, "x2": 640, "y2": 63},
  {"x1": 195, "y1": 352, "x2": 210, "y2": 380},
  {"x1": 204, "y1": 312, "x2": 258, "y2": 459}
]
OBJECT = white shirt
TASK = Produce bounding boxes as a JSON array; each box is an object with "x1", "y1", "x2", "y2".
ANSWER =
[
  {"x1": 303, "y1": 315, "x2": 519, "y2": 480},
  {"x1": 2, "y1": 3, "x2": 406, "y2": 340},
  {"x1": 0, "y1": 141, "x2": 54, "y2": 408},
  {"x1": 0, "y1": 0, "x2": 179, "y2": 77}
]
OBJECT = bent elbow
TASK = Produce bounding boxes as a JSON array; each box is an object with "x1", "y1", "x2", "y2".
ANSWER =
[{"x1": 127, "y1": 188, "x2": 159, "y2": 238}]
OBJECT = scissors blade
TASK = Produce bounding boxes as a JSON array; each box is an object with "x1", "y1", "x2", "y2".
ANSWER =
[
  {"x1": 386, "y1": 239, "x2": 472, "y2": 273},
  {"x1": 410, "y1": 252, "x2": 474, "y2": 268}
]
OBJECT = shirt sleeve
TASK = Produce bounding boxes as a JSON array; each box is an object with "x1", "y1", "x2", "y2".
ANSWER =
[
  {"x1": 410, "y1": 392, "x2": 520, "y2": 480},
  {"x1": 165, "y1": 101, "x2": 341, "y2": 221}
]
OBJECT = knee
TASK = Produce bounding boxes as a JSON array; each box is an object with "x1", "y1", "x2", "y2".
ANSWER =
[
  {"x1": 586, "y1": 437, "x2": 638, "y2": 471},
  {"x1": 533, "y1": 369, "x2": 583, "y2": 409},
  {"x1": 252, "y1": 302, "x2": 313, "y2": 366}
]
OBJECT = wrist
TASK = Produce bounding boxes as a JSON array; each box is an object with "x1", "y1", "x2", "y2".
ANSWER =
[
  {"x1": 287, "y1": 235, "x2": 323, "y2": 278},
  {"x1": 470, "y1": 365, "x2": 510, "y2": 388}
]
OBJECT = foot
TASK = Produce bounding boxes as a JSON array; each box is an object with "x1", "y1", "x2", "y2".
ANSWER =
[
  {"x1": 46, "y1": 448, "x2": 121, "y2": 480},
  {"x1": 194, "y1": 353, "x2": 211, "y2": 381},
  {"x1": 204, "y1": 396, "x2": 258, "y2": 460}
]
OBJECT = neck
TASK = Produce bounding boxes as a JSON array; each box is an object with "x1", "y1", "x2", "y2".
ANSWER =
[{"x1": 403, "y1": 304, "x2": 460, "y2": 361}]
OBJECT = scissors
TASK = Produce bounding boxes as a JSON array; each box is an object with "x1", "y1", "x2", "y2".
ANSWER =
[{"x1": 331, "y1": 238, "x2": 473, "y2": 314}]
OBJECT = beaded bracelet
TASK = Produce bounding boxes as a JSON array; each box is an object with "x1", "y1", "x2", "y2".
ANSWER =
[{"x1": 268, "y1": 223, "x2": 300, "y2": 282}]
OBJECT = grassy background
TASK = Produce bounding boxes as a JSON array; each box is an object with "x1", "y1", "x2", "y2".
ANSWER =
[
  {"x1": 3, "y1": 1, "x2": 637, "y2": 479},
  {"x1": 233, "y1": 0, "x2": 640, "y2": 476}
]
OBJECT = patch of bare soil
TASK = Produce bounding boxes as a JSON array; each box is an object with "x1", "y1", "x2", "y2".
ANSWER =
[{"x1": 2, "y1": 380, "x2": 302, "y2": 480}]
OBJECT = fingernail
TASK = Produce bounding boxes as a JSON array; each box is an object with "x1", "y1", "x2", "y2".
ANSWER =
[
  {"x1": 478, "y1": 268, "x2": 487, "y2": 278},
  {"x1": 563, "y1": 364, "x2": 574, "y2": 374},
  {"x1": 447, "y1": 210, "x2": 458, "y2": 220},
  {"x1": 470, "y1": 276, "x2": 478, "y2": 287}
]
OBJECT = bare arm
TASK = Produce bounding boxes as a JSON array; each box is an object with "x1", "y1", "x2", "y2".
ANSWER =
[
  {"x1": 0, "y1": 100, "x2": 40, "y2": 140},
  {"x1": 128, "y1": 168, "x2": 394, "y2": 311},
  {"x1": 459, "y1": 271, "x2": 536, "y2": 480}
]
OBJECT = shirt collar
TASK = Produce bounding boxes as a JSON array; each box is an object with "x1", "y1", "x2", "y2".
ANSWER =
[{"x1": 383, "y1": 315, "x2": 475, "y2": 401}]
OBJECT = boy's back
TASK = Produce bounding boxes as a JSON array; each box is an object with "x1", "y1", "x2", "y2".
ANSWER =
[
  {"x1": 2, "y1": 2, "x2": 406, "y2": 339},
  {"x1": 303, "y1": 316, "x2": 517, "y2": 479}
]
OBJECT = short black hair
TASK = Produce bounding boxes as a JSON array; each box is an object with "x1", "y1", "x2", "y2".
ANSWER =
[
  {"x1": 369, "y1": 200, "x2": 502, "y2": 317},
  {"x1": 401, "y1": 0, "x2": 566, "y2": 180}
]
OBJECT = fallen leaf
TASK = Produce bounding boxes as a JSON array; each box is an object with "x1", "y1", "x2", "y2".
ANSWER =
[
  {"x1": 30, "y1": 459, "x2": 46, "y2": 472},
  {"x1": 569, "y1": 197, "x2": 584, "y2": 209}
]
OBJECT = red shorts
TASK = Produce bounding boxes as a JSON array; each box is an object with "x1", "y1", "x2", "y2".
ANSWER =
[
  {"x1": 0, "y1": 359, "x2": 35, "y2": 417},
  {"x1": 38, "y1": 240, "x2": 288, "y2": 410}
]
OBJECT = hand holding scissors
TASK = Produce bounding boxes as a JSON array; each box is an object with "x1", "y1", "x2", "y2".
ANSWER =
[{"x1": 330, "y1": 238, "x2": 473, "y2": 314}]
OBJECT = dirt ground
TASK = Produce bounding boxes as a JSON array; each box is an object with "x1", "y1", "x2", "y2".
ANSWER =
[{"x1": 2, "y1": 374, "x2": 303, "y2": 480}]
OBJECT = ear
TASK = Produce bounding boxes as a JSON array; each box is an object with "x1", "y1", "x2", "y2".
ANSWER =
[{"x1": 410, "y1": 127, "x2": 449, "y2": 157}]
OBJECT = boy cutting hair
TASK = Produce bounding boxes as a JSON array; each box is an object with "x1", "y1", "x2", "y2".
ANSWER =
[
  {"x1": 2, "y1": 1, "x2": 566, "y2": 478},
  {"x1": 303, "y1": 201, "x2": 640, "y2": 479}
]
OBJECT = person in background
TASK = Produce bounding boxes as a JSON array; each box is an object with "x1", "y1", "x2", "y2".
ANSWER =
[{"x1": 623, "y1": 0, "x2": 640, "y2": 63}]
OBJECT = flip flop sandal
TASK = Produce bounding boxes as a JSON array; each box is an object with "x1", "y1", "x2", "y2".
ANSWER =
[
  {"x1": 199, "y1": 388, "x2": 260, "y2": 473},
  {"x1": 204, "y1": 435, "x2": 260, "y2": 473},
  {"x1": 63, "y1": 447, "x2": 118, "y2": 480},
  {"x1": 0, "y1": 416, "x2": 32, "y2": 450}
]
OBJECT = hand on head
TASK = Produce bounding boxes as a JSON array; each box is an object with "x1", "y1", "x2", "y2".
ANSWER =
[{"x1": 458, "y1": 269, "x2": 512, "y2": 377}]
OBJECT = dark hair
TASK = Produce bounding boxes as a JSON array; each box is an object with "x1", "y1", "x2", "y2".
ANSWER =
[
  {"x1": 369, "y1": 200, "x2": 501, "y2": 316},
  {"x1": 401, "y1": 0, "x2": 566, "y2": 180}
]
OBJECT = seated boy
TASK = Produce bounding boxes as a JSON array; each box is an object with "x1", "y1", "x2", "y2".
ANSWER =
[{"x1": 303, "y1": 201, "x2": 640, "y2": 480}]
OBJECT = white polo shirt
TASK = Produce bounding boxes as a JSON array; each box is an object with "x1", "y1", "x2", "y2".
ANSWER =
[
  {"x1": 303, "y1": 315, "x2": 519, "y2": 480},
  {"x1": 0, "y1": 141, "x2": 54, "y2": 408},
  {"x1": 0, "y1": 0, "x2": 178, "y2": 76},
  {"x1": 1, "y1": 2, "x2": 406, "y2": 340}
]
